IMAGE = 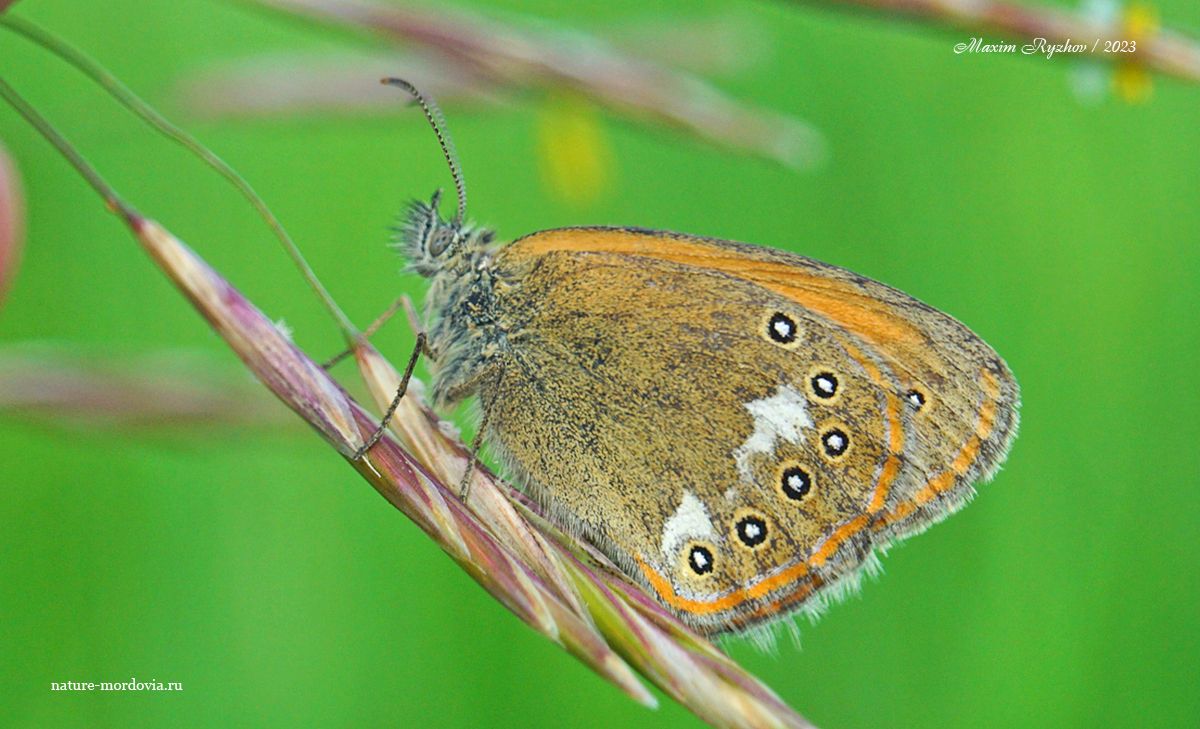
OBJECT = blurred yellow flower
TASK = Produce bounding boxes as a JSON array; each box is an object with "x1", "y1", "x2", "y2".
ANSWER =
[
  {"x1": 1112, "y1": 2, "x2": 1158, "y2": 103},
  {"x1": 536, "y1": 94, "x2": 613, "y2": 208}
]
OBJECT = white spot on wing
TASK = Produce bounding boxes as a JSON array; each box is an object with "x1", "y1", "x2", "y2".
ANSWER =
[
  {"x1": 660, "y1": 490, "x2": 716, "y2": 559},
  {"x1": 733, "y1": 385, "x2": 813, "y2": 482}
]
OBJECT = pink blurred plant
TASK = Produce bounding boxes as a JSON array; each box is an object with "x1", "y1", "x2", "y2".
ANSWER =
[{"x1": 0, "y1": 141, "x2": 23, "y2": 306}]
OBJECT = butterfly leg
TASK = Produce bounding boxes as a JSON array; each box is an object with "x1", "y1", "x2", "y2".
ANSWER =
[
  {"x1": 321, "y1": 296, "x2": 414, "y2": 370},
  {"x1": 352, "y1": 331, "x2": 427, "y2": 460},
  {"x1": 456, "y1": 401, "x2": 497, "y2": 502}
]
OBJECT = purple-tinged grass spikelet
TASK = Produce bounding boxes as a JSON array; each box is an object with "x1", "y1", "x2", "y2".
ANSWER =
[{"x1": 128, "y1": 216, "x2": 363, "y2": 457}]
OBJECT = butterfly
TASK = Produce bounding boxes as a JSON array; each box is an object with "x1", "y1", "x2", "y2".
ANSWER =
[{"x1": 367, "y1": 79, "x2": 1020, "y2": 636}]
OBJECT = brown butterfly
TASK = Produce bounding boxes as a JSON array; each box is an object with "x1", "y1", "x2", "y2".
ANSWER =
[{"x1": 367, "y1": 79, "x2": 1019, "y2": 636}]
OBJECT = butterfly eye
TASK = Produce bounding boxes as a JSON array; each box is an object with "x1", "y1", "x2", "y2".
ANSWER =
[
  {"x1": 820, "y1": 426, "x2": 850, "y2": 458},
  {"x1": 427, "y1": 228, "x2": 456, "y2": 257},
  {"x1": 764, "y1": 311, "x2": 800, "y2": 347},
  {"x1": 686, "y1": 544, "x2": 715, "y2": 576},
  {"x1": 733, "y1": 514, "x2": 769, "y2": 549},
  {"x1": 779, "y1": 464, "x2": 814, "y2": 501}
]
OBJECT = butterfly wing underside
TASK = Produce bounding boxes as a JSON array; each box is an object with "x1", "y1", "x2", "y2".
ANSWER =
[{"x1": 485, "y1": 227, "x2": 1019, "y2": 634}]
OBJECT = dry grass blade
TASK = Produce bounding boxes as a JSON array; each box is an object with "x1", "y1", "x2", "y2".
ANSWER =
[
  {"x1": 127, "y1": 214, "x2": 658, "y2": 708},
  {"x1": 244, "y1": 0, "x2": 824, "y2": 168},
  {"x1": 794, "y1": 0, "x2": 1200, "y2": 83},
  {"x1": 0, "y1": 141, "x2": 23, "y2": 305}
]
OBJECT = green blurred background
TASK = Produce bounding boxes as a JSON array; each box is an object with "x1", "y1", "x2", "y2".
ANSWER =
[{"x1": 2, "y1": 1, "x2": 1198, "y2": 727}]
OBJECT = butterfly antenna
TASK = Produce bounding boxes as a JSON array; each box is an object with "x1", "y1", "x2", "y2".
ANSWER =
[{"x1": 382, "y1": 78, "x2": 467, "y2": 229}]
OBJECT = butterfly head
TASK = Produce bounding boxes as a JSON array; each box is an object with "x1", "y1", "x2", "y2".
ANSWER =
[
  {"x1": 399, "y1": 189, "x2": 495, "y2": 278},
  {"x1": 382, "y1": 78, "x2": 491, "y2": 279}
]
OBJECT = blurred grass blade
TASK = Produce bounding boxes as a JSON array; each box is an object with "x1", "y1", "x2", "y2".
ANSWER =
[
  {"x1": 0, "y1": 344, "x2": 293, "y2": 428},
  {"x1": 179, "y1": 12, "x2": 769, "y2": 119},
  {"x1": 179, "y1": 51, "x2": 504, "y2": 118},
  {"x1": 245, "y1": 0, "x2": 825, "y2": 169}
]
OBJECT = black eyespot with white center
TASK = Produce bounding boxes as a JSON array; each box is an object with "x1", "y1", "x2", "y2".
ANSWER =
[
  {"x1": 810, "y1": 372, "x2": 839, "y2": 399},
  {"x1": 821, "y1": 428, "x2": 849, "y2": 457},
  {"x1": 906, "y1": 389, "x2": 927, "y2": 410},
  {"x1": 766, "y1": 312, "x2": 798, "y2": 344},
  {"x1": 780, "y1": 466, "x2": 813, "y2": 501},
  {"x1": 735, "y1": 516, "x2": 769, "y2": 548},
  {"x1": 687, "y1": 545, "x2": 715, "y2": 575}
]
